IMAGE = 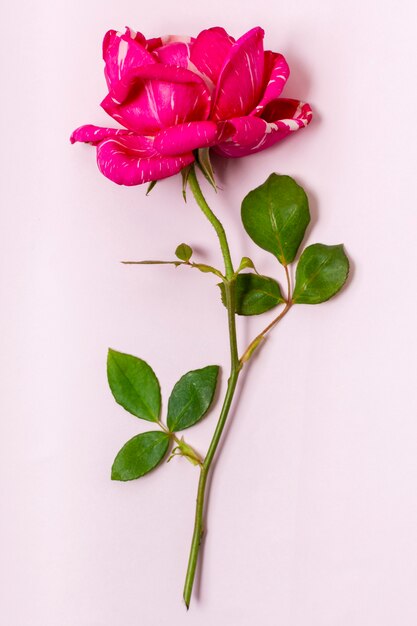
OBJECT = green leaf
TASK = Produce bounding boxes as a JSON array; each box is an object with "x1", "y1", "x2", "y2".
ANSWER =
[
  {"x1": 175, "y1": 243, "x2": 193, "y2": 262},
  {"x1": 236, "y1": 256, "x2": 257, "y2": 273},
  {"x1": 240, "y1": 335, "x2": 265, "y2": 363},
  {"x1": 107, "y1": 349, "x2": 161, "y2": 422},
  {"x1": 219, "y1": 273, "x2": 284, "y2": 315},
  {"x1": 181, "y1": 165, "x2": 192, "y2": 202},
  {"x1": 192, "y1": 263, "x2": 223, "y2": 278},
  {"x1": 241, "y1": 174, "x2": 310, "y2": 265},
  {"x1": 292, "y1": 244, "x2": 349, "y2": 304},
  {"x1": 167, "y1": 365, "x2": 219, "y2": 432},
  {"x1": 111, "y1": 431, "x2": 170, "y2": 481},
  {"x1": 177, "y1": 438, "x2": 202, "y2": 466},
  {"x1": 167, "y1": 438, "x2": 203, "y2": 466},
  {"x1": 146, "y1": 180, "x2": 157, "y2": 196},
  {"x1": 197, "y1": 148, "x2": 217, "y2": 191}
]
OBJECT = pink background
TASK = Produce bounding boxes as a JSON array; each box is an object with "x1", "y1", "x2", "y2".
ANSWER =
[{"x1": 2, "y1": 1, "x2": 417, "y2": 624}]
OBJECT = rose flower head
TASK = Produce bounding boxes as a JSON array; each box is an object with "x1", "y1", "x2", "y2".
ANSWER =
[{"x1": 71, "y1": 26, "x2": 312, "y2": 186}]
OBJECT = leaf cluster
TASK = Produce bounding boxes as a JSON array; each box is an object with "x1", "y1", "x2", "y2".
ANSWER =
[{"x1": 107, "y1": 350, "x2": 219, "y2": 481}]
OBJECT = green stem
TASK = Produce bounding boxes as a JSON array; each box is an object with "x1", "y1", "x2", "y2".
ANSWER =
[
  {"x1": 187, "y1": 166, "x2": 234, "y2": 280},
  {"x1": 183, "y1": 168, "x2": 241, "y2": 608},
  {"x1": 182, "y1": 167, "x2": 294, "y2": 607},
  {"x1": 183, "y1": 366, "x2": 240, "y2": 608},
  {"x1": 240, "y1": 301, "x2": 293, "y2": 365}
]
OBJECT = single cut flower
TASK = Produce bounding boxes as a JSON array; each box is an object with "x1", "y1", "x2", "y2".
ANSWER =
[{"x1": 71, "y1": 26, "x2": 312, "y2": 185}]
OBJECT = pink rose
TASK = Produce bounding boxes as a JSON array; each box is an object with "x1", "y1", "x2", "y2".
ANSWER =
[{"x1": 71, "y1": 26, "x2": 312, "y2": 186}]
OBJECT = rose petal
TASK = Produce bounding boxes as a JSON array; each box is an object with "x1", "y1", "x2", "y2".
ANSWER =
[
  {"x1": 95, "y1": 134, "x2": 194, "y2": 185},
  {"x1": 214, "y1": 99, "x2": 313, "y2": 157},
  {"x1": 260, "y1": 98, "x2": 313, "y2": 126},
  {"x1": 211, "y1": 27, "x2": 265, "y2": 121},
  {"x1": 189, "y1": 27, "x2": 235, "y2": 84},
  {"x1": 101, "y1": 65, "x2": 211, "y2": 134},
  {"x1": 102, "y1": 28, "x2": 156, "y2": 89},
  {"x1": 144, "y1": 37, "x2": 164, "y2": 52},
  {"x1": 153, "y1": 42, "x2": 191, "y2": 68},
  {"x1": 70, "y1": 124, "x2": 134, "y2": 145},
  {"x1": 159, "y1": 34, "x2": 193, "y2": 45},
  {"x1": 106, "y1": 64, "x2": 205, "y2": 104},
  {"x1": 154, "y1": 120, "x2": 233, "y2": 156},
  {"x1": 252, "y1": 52, "x2": 290, "y2": 114}
]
